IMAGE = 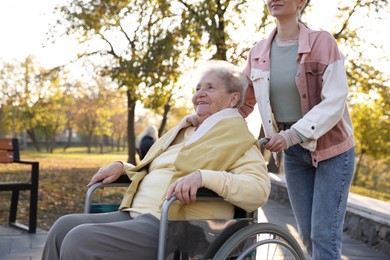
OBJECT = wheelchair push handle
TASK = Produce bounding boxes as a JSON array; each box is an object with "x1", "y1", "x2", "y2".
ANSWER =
[{"x1": 258, "y1": 138, "x2": 270, "y2": 145}]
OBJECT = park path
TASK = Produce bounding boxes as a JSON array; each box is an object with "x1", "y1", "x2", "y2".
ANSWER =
[{"x1": 0, "y1": 198, "x2": 389, "y2": 259}]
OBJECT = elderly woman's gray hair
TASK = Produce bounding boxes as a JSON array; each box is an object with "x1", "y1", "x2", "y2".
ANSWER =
[{"x1": 195, "y1": 60, "x2": 248, "y2": 108}]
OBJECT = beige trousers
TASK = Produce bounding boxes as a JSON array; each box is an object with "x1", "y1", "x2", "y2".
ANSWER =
[{"x1": 42, "y1": 211, "x2": 160, "y2": 260}]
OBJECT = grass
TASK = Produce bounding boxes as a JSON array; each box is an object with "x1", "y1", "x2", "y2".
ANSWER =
[
  {"x1": 350, "y1": 185, "x2": 390, "y2": 202},
  {"x1": 0, "y1": 150, "x2": 128, "y2": 231}
]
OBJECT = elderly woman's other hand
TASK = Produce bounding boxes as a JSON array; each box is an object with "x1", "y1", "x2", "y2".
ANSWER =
[
  {"x1": 186, "y1": 114, "x2": 200, "y2": 127},
  {"x1": 166, "y1": 170, "x2": 202, "y2": 204},
  {"x1": 87, "y1": 161, "x2": 124, "y2": 188}
]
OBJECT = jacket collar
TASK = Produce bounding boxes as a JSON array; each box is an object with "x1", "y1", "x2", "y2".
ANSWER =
[
  {"x1": 252, "y1": 22, "x2": 311, "y2": 59},
  {"x1": 297, "y1": 22, "x2": 311, "y2": 54}
]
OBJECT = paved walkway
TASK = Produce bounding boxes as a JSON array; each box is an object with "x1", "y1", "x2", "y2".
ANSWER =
[
  {"x1": 0, "y1": 199, "x2": 389, "y2": 260},
  {"x1": 258, "y1": 199, "x2": 389, "y2": 260},
  {"x1": 0, "y1": 225, "x2": 47, "y2": 260}
]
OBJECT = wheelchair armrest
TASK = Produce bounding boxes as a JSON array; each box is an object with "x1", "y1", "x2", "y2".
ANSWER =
[
  {"x1": 113, "y1": 174, "x2": 132, "y2": 184},
  {"x1": 84, "y1": 175, "x2": 131, "y2": 213},
  {"x1": 192, "y1": 189, "x2": 249, "y2": 219},
  {"x1": 196, "y1": 187, "x2": 219, "y2": 198}
]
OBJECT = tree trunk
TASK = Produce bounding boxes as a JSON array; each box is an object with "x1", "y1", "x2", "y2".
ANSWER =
[
  {"x1": 43, "y1": 128, "x2": 50, "y2": 153},
  {"x1": 126, "y1": 90, "x2": 137, "y2": 164},
  {"x1": 49, "y1": 136, "x2": 55, "y2": 153},
  {"x1": 64, "y1": 127, "x2": 73, "y2": 151},
  {"x1": 116, "y1": 135, "x2": 121, "y2": 152},
  {"x1": 353, "y1": 149, "x2": 365, "y2": 185},
  {"x1": 158, "y1": 95, "x2": 172, "y2": 137},
  {"x1": 110, "y1": 136, "x2": 114, "y2": 150},
  {"x1": 211, "y1": 9, "x2": 227, "y2": 60},
  {"x1": 87, "y1": 132, "x2": 93, "y2": 154},
  {"x1": 49, "y1": 139, "x2": 55, "y2": 153},
  {"x1": 26, "y1": 129, "x2": 41, "y2": 152},
  {"x1": 100, "y1": 135, "x2": 104, "y2": 154}
]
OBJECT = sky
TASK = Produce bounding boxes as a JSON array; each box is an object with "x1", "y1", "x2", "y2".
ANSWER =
[
  {"x1": 0, "y1": 0, "x2": 389, "y2": 71},
  {"x1": 0, "y1": 0, "x2": 77, "y2": 68}
]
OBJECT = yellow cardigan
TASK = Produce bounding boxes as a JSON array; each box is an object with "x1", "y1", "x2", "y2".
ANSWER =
[{"x1": 120, "y1": 108, "x2": 270, "y2": 219}]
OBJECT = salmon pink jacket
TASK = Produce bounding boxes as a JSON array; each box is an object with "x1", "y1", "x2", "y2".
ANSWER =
[{"x1": 240, "y1": 22, "x2": 355, "y2": 167}]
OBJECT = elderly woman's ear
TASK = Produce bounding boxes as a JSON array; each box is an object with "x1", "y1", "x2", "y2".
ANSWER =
[{"x1": 230, "y1": 92, "x2": 240, "y2": 108}]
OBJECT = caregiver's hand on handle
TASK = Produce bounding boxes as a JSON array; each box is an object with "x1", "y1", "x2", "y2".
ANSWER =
[{"x1": 263, "y1": 134, "x2": 287, "y2": 153}]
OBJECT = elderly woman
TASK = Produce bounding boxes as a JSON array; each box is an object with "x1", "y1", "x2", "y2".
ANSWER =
[{"x1": 42, "y1": 60, "x2": 271, "y2": 260}]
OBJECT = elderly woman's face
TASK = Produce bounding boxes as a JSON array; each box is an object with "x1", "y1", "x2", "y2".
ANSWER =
[{"x1": 192, "y1": 71, "x2": 239, "y2": 123}]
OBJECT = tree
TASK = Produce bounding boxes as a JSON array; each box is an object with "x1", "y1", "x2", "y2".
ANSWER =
[
  {"x1": 317, "y1": 0, "x2": 389, "y2": 181},
  {"x1": 109, "y1": 108, "x2": 128, "y2": 152},
  {"x1": 176, "y1": 0, "x2": 271, "y2": 63},
  {"x1": 0, "y1": 60, "x2": 22, "y2": 137},
  {"x1": 73, "y1": 77, "x2": 118, "y2": 154},
  {"x1": 36, "y1": 87, "x2": 69, "y2": 153},
  {"x1": 51, "y1": 0, "x2": 184, "y2": 164},
  {"x1": 47, "y1": 0, "x2": 389, "y2": 175},
  {"x1": 0, "y1": 56, "x2": 67, "y2": 151}
]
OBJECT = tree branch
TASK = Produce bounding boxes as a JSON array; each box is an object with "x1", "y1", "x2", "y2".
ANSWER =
[
  {"x1": 333, "y1": 1, "x2": 360, "y2": 39},
  {"x1": 98, "y1": 32, "x2": 119, "y2": 58}
]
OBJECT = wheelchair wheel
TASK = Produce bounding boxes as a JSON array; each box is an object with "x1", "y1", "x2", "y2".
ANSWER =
[{"x1": 213, "y1": 223, "x2": 305, "y2": 260}]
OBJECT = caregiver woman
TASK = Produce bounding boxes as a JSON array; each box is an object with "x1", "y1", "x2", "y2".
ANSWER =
[{"x1": 239, "y1": 0, "x2": 356, "y2": 259}]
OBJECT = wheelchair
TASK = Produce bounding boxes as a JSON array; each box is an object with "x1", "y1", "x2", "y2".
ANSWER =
[{"x1": 84, "y1": 176, "x2": 305, "y2": 260}]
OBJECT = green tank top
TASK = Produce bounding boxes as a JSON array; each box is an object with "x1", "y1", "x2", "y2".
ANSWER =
[{"x1": 270, "y1": 39, "x2": 302, "y2": 122}]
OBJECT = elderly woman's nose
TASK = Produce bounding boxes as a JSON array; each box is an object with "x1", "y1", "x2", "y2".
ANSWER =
[{"x1": 195, "y1": 87, "x2": 206, "y2": 96}]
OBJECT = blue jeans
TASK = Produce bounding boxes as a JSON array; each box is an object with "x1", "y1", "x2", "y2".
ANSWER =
[{"x1": 284, "y1": 145, "x2": 355, "y2": 260}]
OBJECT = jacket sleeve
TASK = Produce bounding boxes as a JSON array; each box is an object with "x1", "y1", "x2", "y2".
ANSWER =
[
  {"x1": 199, "y1": 144, "x2": 270, "y2": 212},
  {"x1": 239, "y1": 50, "x2": 257, "y2": 118},
  {"x1": 294, "y1": 34, "x2": 349, "y2": 150},
  {"x1": 239, "y1": 80, "x2": 257, "y2": 118},
  {"x1": 120, "y1": 162, "x2": 139, "y2": 179}
]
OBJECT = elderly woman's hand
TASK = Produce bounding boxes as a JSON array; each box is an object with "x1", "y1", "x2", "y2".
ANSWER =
[
  {"x1": 186, "y1": 114, "x2": 200, "y2": 127},
  {"x1": 166, "y1": 171, "x2": 202, "y2": 204},
  {"x1": 87, "y1": 161, "x2": 124, "y2": 188}
]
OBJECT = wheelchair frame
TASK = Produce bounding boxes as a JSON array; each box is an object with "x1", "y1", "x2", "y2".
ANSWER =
[{"x1": 85, "y1": 180, "x2": 305, "y2": 260}]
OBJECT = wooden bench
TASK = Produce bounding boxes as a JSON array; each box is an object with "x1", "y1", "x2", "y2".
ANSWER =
[{"x1": 0, "y1": 138, "x2": 39, "y2": 233}]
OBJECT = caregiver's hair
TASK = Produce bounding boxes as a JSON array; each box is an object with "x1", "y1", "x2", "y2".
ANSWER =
[{"x1": 196, "y1": 60, "x2": 248, "y2": 108}]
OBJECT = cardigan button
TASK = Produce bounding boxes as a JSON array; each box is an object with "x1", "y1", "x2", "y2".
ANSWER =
[{"x1": 302, "y1": 94, "x2": 307, "y2": 99}]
